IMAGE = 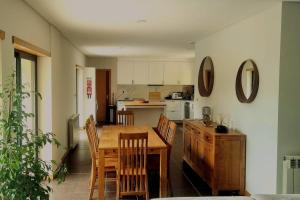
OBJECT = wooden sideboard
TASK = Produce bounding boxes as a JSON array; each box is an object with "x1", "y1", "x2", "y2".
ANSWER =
[{"x1": 183, "y1": 120, "x2": 246, "y2": 195}]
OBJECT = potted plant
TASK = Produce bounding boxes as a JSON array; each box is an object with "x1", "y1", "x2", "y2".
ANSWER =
[{"x1": 0, "y1": 73, "x2": 66, "y2": 200}]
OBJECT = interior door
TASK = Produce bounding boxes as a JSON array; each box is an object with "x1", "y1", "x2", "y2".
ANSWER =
[{"x1": 96, "y1": 69, "x2": 111, "y2": 125}]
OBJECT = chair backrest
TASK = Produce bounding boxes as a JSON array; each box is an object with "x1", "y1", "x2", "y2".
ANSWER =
[
  {"x1": 85, "y1": 118, "x2": 98, "y2": 164},
  {"x1": 164, "y1": 121, "x2": 177, "y2": 147},
  {"x1": 117, "y1": 110, "x2": 134, "y2": 126},
  {"x1": 118, "y1": 132, "x2": 148, "y2": 193},
  {"x1": 158, "y1": 115, "x2": 169, "y2": 139},
  {"x1": 89, "y1": 115, "x2": 99, "y2": 146}
]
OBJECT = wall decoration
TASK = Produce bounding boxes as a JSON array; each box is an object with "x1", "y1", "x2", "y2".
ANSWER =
[
  {"x1": 235, "y1": 59, "x2": 259, "y2": 103},
  {"x1": 87, "y1": 78, "x2": 92, "y2": 98},
  {"x1": 198, "y1": 56, "x2": 214, "y2": 97}
]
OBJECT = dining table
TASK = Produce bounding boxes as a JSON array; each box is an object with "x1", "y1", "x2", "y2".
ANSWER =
[{"x1": 98, "y1": 125, "x2": 168, "y2": 200}]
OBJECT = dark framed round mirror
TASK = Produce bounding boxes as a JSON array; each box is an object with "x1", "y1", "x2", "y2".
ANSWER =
[
  {"x1": 235, "y1": 59, "x2": 259, "y2": 103},
  {"x1": 198, "y1": 56, "x2": 214, "y2": 97}
]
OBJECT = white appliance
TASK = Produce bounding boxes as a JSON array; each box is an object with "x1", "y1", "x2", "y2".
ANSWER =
[
  {"x1": 165, "y1": 100, "x2": 182, "y2": 120},
  {"x1": 183, "y1": 101, "x2": 194, "y2": 119},
  {"x1": 282, "y1": 155, "x2": 300, "y2": 194},
  {"x1": 171, "y1": 92, "x2": 183, "y2": 100}
]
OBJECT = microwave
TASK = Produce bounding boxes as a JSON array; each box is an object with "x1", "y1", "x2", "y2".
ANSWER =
[{"x1": 172, "y1": 92, "x2": 183, "y2": 99}]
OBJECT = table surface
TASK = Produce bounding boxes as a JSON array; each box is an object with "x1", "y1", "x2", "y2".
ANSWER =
[{"x1": 99, "y1": 125, "x2": 167, "y2": 149}]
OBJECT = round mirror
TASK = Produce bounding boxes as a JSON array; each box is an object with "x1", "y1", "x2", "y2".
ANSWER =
[
  {"x1": 198, "y1": 56, "x2": 214, "y2": 97},
  {"x1": 235, "y1": 59, "x2": 259, "y2": 103}
]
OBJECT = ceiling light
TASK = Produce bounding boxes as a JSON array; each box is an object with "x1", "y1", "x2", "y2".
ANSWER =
[{"x1": 136, "y1": 19, "x2": 147, "y2": 23}]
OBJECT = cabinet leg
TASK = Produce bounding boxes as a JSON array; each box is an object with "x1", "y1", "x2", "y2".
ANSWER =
[
  {"x1": 212, "y1": 189, "x2": 218, "y2": 196},
  {"x1": 239, "y1": 189, "x2": 245, "y2": 196}
]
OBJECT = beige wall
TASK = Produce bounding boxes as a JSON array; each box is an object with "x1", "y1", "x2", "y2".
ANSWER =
[
  {"x1": 0, "y1": 0, "x2": 50, "y2": 80},
  {"x1": 0, "y1": 0, "x2": 86, "y2": 166},
  {"x1": 277, "y1": 2, "x2": 300, "y2": 193},
  {"x1": 50, "y1": 26, "x2": 86, "y2": 163},
  {"x1": 194, "y1": 4, "x2": 282, "y2": 194}
]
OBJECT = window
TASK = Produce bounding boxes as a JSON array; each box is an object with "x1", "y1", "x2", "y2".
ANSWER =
[{"x1": 15, "y1": 50, "x2": 38, "y2": 132}]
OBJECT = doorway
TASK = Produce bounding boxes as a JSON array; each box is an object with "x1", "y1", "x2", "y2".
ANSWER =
[{"x1": 96, "y1": 69, "x2": 111, "y2": 125}]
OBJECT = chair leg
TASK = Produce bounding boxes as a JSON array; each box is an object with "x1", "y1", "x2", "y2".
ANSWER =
[
  {"x1": 116, "y1": 179, "x2": 120, "y2": 200},
  {"x1": 89, "y1": 165, "x2": 96, "y2": 200},
  {"x1": 145, "y1": 175, "x2": 149, "y2": 200}
]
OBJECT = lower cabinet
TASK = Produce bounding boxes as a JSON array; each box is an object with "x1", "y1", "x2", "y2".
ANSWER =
[{"x1": 183, "y1": 120, "x2": 246, "y2": 195}]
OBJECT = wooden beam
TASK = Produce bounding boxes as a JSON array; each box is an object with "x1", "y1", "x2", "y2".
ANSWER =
[
  {"x1": 12, "y1": 36, "x2": 50, "y2": 57},
  {"x1": 0, "y1": 30, "x2": 5, "y2": 40}
]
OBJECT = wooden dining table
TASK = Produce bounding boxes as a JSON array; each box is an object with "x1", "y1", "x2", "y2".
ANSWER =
[{"x1": 98, "y1": 125, "x2": 168, "y2": 200}]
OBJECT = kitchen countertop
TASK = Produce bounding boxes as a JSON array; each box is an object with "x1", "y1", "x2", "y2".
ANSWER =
[{"x1": 122, "y1": 101, "x2": 166, "y2": 109}]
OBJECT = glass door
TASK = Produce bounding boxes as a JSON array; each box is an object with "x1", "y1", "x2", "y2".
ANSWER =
[{"x1": 15, "y1": 50, "x2": 38, "y2": 132}]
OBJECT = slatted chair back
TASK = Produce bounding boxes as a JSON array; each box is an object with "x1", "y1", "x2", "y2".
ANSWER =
[
  {"x1": 117, "y1": 110, "x2": 134, "y2": 126},
  {"x1": 117, "y1": 132, "x2": 149, "y2": 199},
  {"x1": 158, "y1": 116, "x2": 169, "y2": 139},
  {"x1": 164, "y1": 121, "x2": 177, "y2": 146},
  {"x1": 89, "y1": 115, "x2": 99, "y2": 146},
  {"x1": 85, "y1": 118, "x2": 97, "y2": 165}
]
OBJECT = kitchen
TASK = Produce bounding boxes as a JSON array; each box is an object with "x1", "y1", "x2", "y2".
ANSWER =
[{"x1": 115, "y1": 58, "x2": 195, "y2": 126}]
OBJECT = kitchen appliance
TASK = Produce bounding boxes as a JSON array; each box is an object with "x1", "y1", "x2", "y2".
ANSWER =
[
  {"x1": 171, "y1": 92, "x2": 183, "y2": 99},
  {"x1": 184, "y1": 101, "x2": 194, "y2": 119}
]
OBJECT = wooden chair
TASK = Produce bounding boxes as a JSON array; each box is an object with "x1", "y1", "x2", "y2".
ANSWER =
[
  {"x1": 116, "y1": 132, "x2": 149, "y2": 200},
  {"x1": 116, "y1": 110, "x2": 134, "y2": 126},
  {"x1": 85, "y1": 118, "x2": 116, "y2": 200},
  {"x1": 157, "y1": 115, "x2": 169, "y2": 139},
  {"x1": 89, "y1": 115, "x2": 99, "y2": 147}
]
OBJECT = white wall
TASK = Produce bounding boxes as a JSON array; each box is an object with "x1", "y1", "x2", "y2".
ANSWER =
[
  {"x1": 277, "y1": 2, "x2": 300, "y2": 193},
  {"x1": 38, "y1": 57, "x2": 53, "y2": 163},
  {"x1": 194, "y1": 4, "x2": 282, "y2": 194},
  {"x1": 0, "y1": 0, "x2": 50, "y2": 80},
  {"x1": 83, "y1": 67, "x2": 96, "y2": 122},
  {"x1": 50, "y1": 26, "x2": 86, "y2": 163},
  {"x1": 0, "y1": 0, "x2": 86, "y2": 166}
]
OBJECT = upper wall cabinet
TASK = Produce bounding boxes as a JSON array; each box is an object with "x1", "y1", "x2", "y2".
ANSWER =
[
  {"x1": 117, "y1": 60, "x2": 194, "y2": 85},
  {"x1": 164, "y1": 62, "x2": 194, "y2": 85},
  {"x1": 117, "y1": 60, "x2": 133, "y2": 84},
  {"x1": 148, "y1": 62, "x2": 164, "y2": 85},
  {"x1": 133, "y1": 61, "x2": 149, "y2": 84},
  {"x1": 164, "y1": 62, "x2": 181, "y2": 85},
  {"x1": 180, "y1": 62, "x2": 194, "y2": 85}
]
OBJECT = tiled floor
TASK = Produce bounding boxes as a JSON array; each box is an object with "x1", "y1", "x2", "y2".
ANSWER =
[{"x1": 51, "y1": 125, "x2": 206, "y2": 200}]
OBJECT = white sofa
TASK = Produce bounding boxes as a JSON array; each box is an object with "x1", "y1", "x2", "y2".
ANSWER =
[{"x1": 152, "y1": 195, "x2": 300, "y2": 200}]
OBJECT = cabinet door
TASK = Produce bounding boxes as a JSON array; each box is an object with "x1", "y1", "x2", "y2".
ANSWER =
[
  {"x1": 133, "y1": 61, "x2": 149, "y2": 84},
  {"x1": 180, "y1": 62, "x2": 194, "y2": 85},
  {"x1": 148, "y1": 62, "x2": 164, "y2": 85},
  {"x1": 117, "y1": 61, "x2": 133, "y2": 84},
  {"x1": 164, "y1": 62, "x2": 181, "y2": 85},
  {"x1": 191, "y1": 130, "x2": 199, "y2": 164},
  {"x1": 184, "y1": 125, "x2": 192, "y2": 160}
]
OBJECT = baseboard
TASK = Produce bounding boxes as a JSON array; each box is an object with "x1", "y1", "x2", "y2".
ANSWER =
[{"x1": 53, "y1": 148, "x2": 71, "y2": 179}]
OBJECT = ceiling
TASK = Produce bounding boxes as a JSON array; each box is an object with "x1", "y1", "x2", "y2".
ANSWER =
[{"x1": 25, "y1": 0, "x2": 280, "y2": 58}]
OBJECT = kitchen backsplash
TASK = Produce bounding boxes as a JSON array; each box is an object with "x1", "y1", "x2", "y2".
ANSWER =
[{"x1": 116, "y1": 85, "x2": 185, "y2": 100}]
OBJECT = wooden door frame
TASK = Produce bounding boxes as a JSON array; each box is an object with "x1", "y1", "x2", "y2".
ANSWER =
[{"x1": 95, "y1": 69, "x2": 111, "y2": 125}]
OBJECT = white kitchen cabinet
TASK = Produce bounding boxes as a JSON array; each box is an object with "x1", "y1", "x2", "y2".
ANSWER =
[
  {"x1": 148, "y1": 62, "x2": 164, "y2": 85},
  {"x1": 180, "y1": 62, "x2": 194, "y2": 85},
  {"x1": 133, "y1": 61, "x2": 149, "y2": 84},
  {"x1": 164, "y1": 62, "x2": 181, "y2": 85},
  {"x1": 117, "y1": 60, "x2": 133, "y2": 84}
]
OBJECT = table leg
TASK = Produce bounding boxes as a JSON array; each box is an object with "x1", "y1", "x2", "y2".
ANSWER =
[
  {"x1": 159, "y1": 148, "x2": 168, "y2": 197},
  {"x1": 98, "y1": 149, "x2": 105, "y2": 200}
]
